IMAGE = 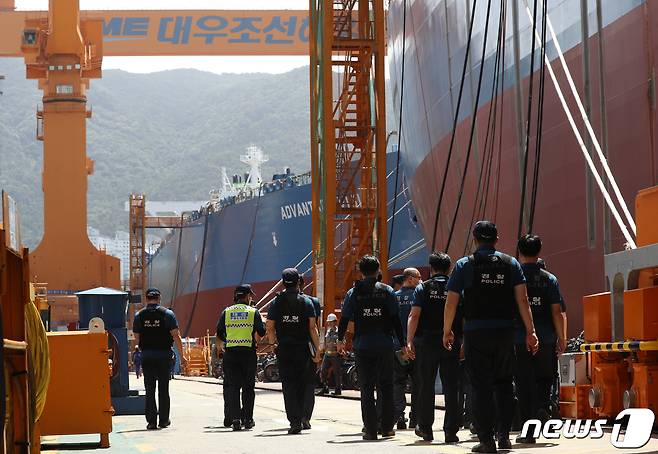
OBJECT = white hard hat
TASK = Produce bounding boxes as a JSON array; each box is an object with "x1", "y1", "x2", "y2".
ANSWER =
[{"x1": 326, "y1": 313, "x2": 338, "y2": 322}]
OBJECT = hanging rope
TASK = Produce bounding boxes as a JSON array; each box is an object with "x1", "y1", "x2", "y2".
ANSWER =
[
  {"x1": 522, "y1": 0, "x2": 636, "y2": 249},
  {"x1": 183, "y1": 214, "x2": 210, "y2": 337},
  {"x1": 528, "y1": 0, "x2": 548, "y2": 233},
  {"x1": 169, "y1": 213, "x2": 185, "y2": 311},
  {"x1": 388, "y1": 0, "x2": 407, "y2": 258},
  {"x1": 517, "y1": 0, "x2": 540, "y2": 243},
  {"x1": 531, "y1": 0, "x2": 636, "y2": 235},
  {"x1": 444, "y1": 0, "x2": 494, "y2": 252},
  {"x1": 430, "y1": 0, "x2": 479, "y2": 251},
  {"x1": 462, "y1": 0, "x2": 507, "y2": 256},
  {"x1": 240, "y1": 184, "x2": 263, "y2": 283}
]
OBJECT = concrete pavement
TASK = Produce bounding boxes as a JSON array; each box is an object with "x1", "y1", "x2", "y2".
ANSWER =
[{"x1": 41, "y1": 376, "x2": 658, "y2": 454}]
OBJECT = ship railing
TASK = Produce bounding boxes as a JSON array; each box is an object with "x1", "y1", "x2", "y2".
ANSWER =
[{"x1": 151, "y1": 171, "x2": 312, "y2": 256}]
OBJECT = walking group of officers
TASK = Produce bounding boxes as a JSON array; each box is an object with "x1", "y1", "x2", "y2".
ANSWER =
[{"x1": 133, "y1": 220, "x2": 567, "y2": 454}]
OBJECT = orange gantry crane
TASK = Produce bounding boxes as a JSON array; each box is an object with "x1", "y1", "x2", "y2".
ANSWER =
[
  {"x1": 310, "y1": 0, "x2": 388, "y2": 316},
  {"x1": 21, "y1": 0, "x2": 120, "y2": 301}
]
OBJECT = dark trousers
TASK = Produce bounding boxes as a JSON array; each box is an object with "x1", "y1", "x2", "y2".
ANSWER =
[
  {"x1": 142, "y1": 358, "x2": 171, "y2": 425},
  {"x1": 415, "y1": 341, "x2": 460, "y2": 434},
  {"x1": 515, "y1": 343, "x2": 556, "y2": 424},
  {"x1": 223, "y1": 349, "x2": 257, "y2": 422},
  {"x1": 321, "y1": 354, "x2": 343, "y2": 390},
  {"x1": 459, "y1": 360, "x2": 474, "y2": 427},
  {"x1": 304, "y1": 382, "x2": 315, "y2": 421},
  {"x1": 277, "y1": 345, "x2": 314, "y2": 426},
  {"x1": 356, "y1": 349, "x2": 395, "y2": 434},
  {"x1": 393, "y1": 357, "x2": 417, "y2": 422},
  {"x1": 465, "y1": 329, "x2": 516, "y2": 443}
]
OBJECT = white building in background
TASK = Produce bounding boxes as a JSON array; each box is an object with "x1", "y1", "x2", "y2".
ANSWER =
[{"x1": 87, "y1": 227, "x2": 160, "y2": 282}]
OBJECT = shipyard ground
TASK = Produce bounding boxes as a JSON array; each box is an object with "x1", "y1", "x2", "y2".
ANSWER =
[{"x1": 41, "y1": 376, "x2": 658, "y2": 454}]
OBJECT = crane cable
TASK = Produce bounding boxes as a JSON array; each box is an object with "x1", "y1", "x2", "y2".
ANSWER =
[
  {"x1": 183, "y1": 214, "x2": 210, "y2": 337},
  {"x1": 527, "y1": 0, "x2": 548, "y2": 234},
  {"x1": 387, "y1": 0, "x2": 407, "y2": 258},
  {"x1": 463, "y1": 0, "x2": 507, "y2": 256},
  {"x1": 430, "y1": 0, "x2": 479, "y2": 251},
  {"x1": 444, "y1": 0, "x2": 494, "y2": 252},
  {"x1": 522, "y1": 0, "x2": 636, "y2": 249},
  {"x1": 517, "y1": 0, "x2": 540, "y2": 243},
  {"x1": 526, "y1": 0, "x2": 636, "y2": 236}
]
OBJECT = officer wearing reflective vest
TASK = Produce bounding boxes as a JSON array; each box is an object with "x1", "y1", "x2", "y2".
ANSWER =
[
  {"x1": 407, "y1": 253, "x2": 461, "y2": 443},
  {"x1": 133, "y1": 288, "x2": 187, "y2": 430},
  {"x1": 443, "y1": 221, "x2": 538, "y2": 454},
  {"x1": 216, "y1": 284, "x2": 265, "y2": 431},
  {"x1": 266, "y1": 268, "x2": 321, "y2": 434},
  {"x1": 337, "y1": 255, "x2": 405, "y2": 441},
  {"x1": 514, "y1": 235, "x2": 565, "y2": 444}
]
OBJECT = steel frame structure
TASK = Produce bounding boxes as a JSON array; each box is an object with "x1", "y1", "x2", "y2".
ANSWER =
[{"x1": 310, "y1": 0, "x2": 387, "y2": 317}]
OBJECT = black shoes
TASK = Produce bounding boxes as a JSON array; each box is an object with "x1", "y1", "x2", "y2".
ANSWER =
[
  {"x1": 469, "y1": 422, "x2": 477, "y2": 434},
  {"x1": 302, "y1": 419, "x2": 312, "y2": 430},
  {"x1": 415, "y1": 426, "x2": 434, "y2": 441},
  {"x1": 472, "y1": 441, "x2": 498, "y2": 453},
  {"x1": 232, "y1": 420, "x2": 242, "y2": 431},
  {"x1": 381, "y1": 429, "x2": 395, "y2": 438},
  {"x1": 331, "y1": 389, "x2": 342, "y2": 396},
  {"x1": 515, "y1": 434, "x2": 535, "y2": 444},
  {"x1": 497, "y1": 437, "x2": 512, "y2": 450},
  {"x1": 445, "y1": 432, "x2": 459, "y2": 443},
  {"x1": 362, "y1": 432, "x2": 378, "y2": 441},
  {"x1": 316, "y1": 387, "x2": 329, "y2": 396},
  {"x1": 158, "y1": 420, "x2": 171, "y2": 429},
  {"x1": 397, "y1": 416, "x2": 407, "y2": 430},
  {"x1": 243, "y1": 419, "x2": 255, "y2": 430},
  {"x1": 146, "y1": 423, "x2": 158, "y2": 430},
  {"x1": 288, "y1": 424, "x2": 302, "y2": 435},
  {"x1": 223, "y1": 418, "x2": 232, "y2": 428},
  {"x1": 408, "y1": 418, "x2": 417, "y2": 429}
]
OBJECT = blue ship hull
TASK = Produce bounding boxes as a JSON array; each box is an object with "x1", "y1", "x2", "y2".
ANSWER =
[{"x1": 149, "y1": 153, "x2": 428, "y2": 337}]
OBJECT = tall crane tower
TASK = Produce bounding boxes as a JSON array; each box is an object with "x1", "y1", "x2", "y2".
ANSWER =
[
  {"x1": 21, "y1": 0, "x2": 120, "y2": 294},
  {"x1": 310, "y1": 0, "x2": 388, "y2": 316}
]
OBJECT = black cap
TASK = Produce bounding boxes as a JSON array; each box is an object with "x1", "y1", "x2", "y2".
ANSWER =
[
  {"x1": 145, "y1": 288, "x2": 161, "y2": 299},
  {"x1": 473, "y1": 220, "x2": 498, "y2": 241},
  {"x1": 282, "y1": 268, "x2": 300, "y2": 285},
  {"x1": 234, "y1": 284, "x2": 255, "y2": 297}
]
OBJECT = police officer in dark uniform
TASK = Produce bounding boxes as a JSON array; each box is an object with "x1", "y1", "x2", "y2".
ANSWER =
[
  {"x1": 407, "y1": 252, "x2": 461, "y2": 443},
  {"x1": 298, "y1": 274, "x2": 321, "y2": 426},
  {"x1": 216, "y1": 284, "x2": 266, "y2": 431},
  {"x1": 443, "y1": 221, "x2": 538, "y2": 453},
  {"x1": 337, "y1": 255, "x2": 405, "y2": 441},
  {"x1": 515, "y1": 235, "x2": 565, "y2": 444},
  {"x1": 133, "y1": 288, "x2": 187, "y2": 430},
  {"x1": 393, "y1": 268, "x2": 420, "y2": 430},
  {"x1": 266, "y1": 268, "x2": 321, "y2": 434}
]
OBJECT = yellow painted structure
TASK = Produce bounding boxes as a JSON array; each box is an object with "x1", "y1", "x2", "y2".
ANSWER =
[{"x1": 39, "y1": 331, "x2": 113, "y2": 447}]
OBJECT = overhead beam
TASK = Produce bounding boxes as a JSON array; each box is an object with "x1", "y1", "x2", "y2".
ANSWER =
[{"x1": 0, "y1": 10, "x2": 310, "y2": 56}]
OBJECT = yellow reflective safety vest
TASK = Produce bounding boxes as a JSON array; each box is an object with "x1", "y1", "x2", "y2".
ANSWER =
[{"x1": 225, "y1": 304, "x2": 257, "y2": 349}]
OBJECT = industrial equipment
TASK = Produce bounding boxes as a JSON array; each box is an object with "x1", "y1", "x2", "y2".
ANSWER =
[
  {"x1": 310, "y1": 0, "x2": 388, "y2": 315},
  {"x1": 76, "y1": 287, "x2": 144, "y2": 415},
  {"x1": 0, "y1": 192, "x2": 35, "y2": 454},
  {"x1": 575, "y1": 186, "x2": 658, "y2": 420},
  {"x1": 20, "y1": 0, "x2": 121, "y2": 301}
]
